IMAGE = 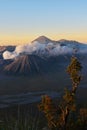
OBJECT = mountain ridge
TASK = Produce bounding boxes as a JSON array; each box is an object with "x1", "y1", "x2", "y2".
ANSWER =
[{"x1": 32, "y1": 35, "x2": 83, "y2": 45}]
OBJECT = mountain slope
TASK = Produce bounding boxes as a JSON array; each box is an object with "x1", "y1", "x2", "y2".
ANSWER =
[{"x1": 4, "y1": 55, "x2": 47, "y2": 75}]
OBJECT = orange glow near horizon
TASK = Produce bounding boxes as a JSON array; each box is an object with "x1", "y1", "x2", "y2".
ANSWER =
[
  {"x1": 0, "y1": 33, "x2": 87, "y2": 45},
  {"x1": 0, "y1": 1, "x2": 87, "y2": 45}
]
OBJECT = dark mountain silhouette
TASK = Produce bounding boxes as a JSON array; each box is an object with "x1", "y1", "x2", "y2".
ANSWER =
[{"x1": 4, "y1": 54, "x2": 47, "y2": 75}]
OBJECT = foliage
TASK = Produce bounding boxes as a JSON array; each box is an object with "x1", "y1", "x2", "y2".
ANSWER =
[
  {"x1": 67, "y1": 56, "x2": 82, "y2": 93},
  {"x1": 38, "y1": 95, "x2": 58, "y2": 129},
  {"x1": 38, "y1": 56, "x2": 83, "y2": 130}
]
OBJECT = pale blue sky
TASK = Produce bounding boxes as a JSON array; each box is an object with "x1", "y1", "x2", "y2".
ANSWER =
[{"x1": 0, "y1": 0, "x2": 87, "y2": 45}]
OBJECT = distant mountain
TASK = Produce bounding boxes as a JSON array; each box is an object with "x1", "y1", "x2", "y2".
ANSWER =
[
  {"x1": 0, "y1": 46, "x2": 15, "y2": 53},
  {"x1": 32, "y1": 36, "x2": 87, "y2": 55},
  {"x1": 32, "y1": 36, "x2": 58, "y2": 44},
  {"x1": 1, "y1": 36, "x2": 87, "y2": 76},
  {"x1": 4, "y1": 54, "x2": 47, "y2": 75},
  {"x1": 32, "y1": 36, "x2": 82, "y2": 45}
]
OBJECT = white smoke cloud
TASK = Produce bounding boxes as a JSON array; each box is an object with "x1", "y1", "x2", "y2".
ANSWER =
[
  {"x1": 3, "y1": 41, "x2": 77, "y2": 60},
  {"x1": 49, "y1": 45, "x2": 73, "y2": 56},
  {"x1": 3, "y1": 51, "x2": 18, "y2": 60}
]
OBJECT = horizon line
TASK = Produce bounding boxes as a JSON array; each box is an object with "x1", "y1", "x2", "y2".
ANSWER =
[{"x1": 0, "y1": 35, "x2": 87, "y2": 46}]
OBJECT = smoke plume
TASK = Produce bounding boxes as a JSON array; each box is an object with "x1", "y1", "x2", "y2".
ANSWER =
[{"x1": 3, "y1": 41, "x2": 80, "y2": 60}]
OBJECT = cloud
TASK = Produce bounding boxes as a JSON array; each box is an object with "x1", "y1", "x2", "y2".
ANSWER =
[
  {"x1": 3, "y1": 51, "x2": 18, "y2": 60},
  {"x1": 3, "y1": 41, "x2": 76, "y2": 60}
]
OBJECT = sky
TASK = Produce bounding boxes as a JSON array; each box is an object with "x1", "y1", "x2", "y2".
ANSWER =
[{"x1": 0, "y1": 0, "x2": 87, "y2": 45}]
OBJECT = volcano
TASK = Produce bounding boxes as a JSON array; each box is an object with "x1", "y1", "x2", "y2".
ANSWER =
[
  {"x1": 4, "y1": 55, "x2": 47, "y2": 75},
  {"x1": 2, "y1": 36, "x2": 87, "y2": 76},
  {"x1": 32, "y1": 36, "x2": 58, "y2": 44}
]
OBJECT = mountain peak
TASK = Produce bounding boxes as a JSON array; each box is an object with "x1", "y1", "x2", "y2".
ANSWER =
[
  {"x1": 37, "y1": 36, "x2": 50, "y2": 40},
  {"x1": 32, "y1": 36, "x2": 55, "y2": 44}
]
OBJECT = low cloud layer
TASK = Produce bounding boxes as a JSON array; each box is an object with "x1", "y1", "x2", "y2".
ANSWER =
[{"x1": 2, "y1": 41, "x2": 87, "y2": 60}]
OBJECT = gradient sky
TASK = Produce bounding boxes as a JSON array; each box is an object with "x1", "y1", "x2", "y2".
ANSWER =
[{"x1": 0, "y1": 0, "x2": 87, "y2": 45}]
